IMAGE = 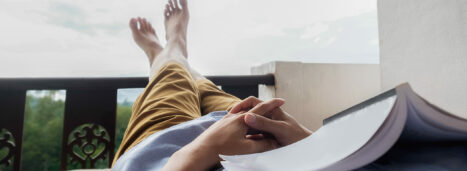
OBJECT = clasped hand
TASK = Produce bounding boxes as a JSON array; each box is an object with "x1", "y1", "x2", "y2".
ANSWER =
[{"x1": 163, "y1": 97, "x2": 312, "y2": 171}]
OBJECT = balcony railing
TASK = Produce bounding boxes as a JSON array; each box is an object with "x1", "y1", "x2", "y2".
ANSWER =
[{"x1": 0, "y1": 75, "x2": 275, "y2": 171}]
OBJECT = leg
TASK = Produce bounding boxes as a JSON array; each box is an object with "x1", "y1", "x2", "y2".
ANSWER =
[
  {"x1": 150, "y1": 0, "x2": 191, "y2": 79},
  {"x1": 129, "y1": 17, "x2": 163, "y2": 66},
  {"x1": 181, "y1": 55, "x2": 240, "y2": 114},
  {"x1": 114, "y1": 62, "x2": 201, "y2": 164},
  {"x1": 148, "y1": 0, "x2": 239, "y2": 115},
  {"x1": 197, "y1": 78, "x2": 242, "y2": 115},
  {"x1": 114, "y1": 0, "x2": 196, "y2": 164}
]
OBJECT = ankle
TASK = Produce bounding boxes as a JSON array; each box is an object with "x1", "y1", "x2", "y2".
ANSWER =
[
  {"x1": 167, "y1": 35, "x2": 186, "y2": 45},
  {"x1": 145, "y1": 48, "x2": 162, "y2": 63},
  {"x1": 167, "y1": 37, "x2": 187, "y2": 53}
]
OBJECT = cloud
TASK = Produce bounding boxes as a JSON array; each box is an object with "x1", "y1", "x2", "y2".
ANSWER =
[
  {"x1": 0, "y1": 0, "x2": 378, "y2": 77},
  {"x1": 300, "y1": 23, "x2": 330, "y2": 40}
]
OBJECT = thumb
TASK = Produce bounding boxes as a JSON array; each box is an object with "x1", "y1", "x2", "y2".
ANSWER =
[{"x1": 244, "y1": 113, "x2": 285, "y2": 137}]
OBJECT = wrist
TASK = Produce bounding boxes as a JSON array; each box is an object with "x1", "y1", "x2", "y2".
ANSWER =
[
  {"x1": 188, "y1": 141, "x2": 221, "y2": 163},
  {"x1": 172, "y1": 142, "x2": 220, "y2": 171}
]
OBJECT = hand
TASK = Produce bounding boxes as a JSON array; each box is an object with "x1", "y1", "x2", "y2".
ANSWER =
[
  {"x1": 231, "y1": 96, "x2": 312, "y2": 146},
  {"x1": 193, "y1": 113, "x2": 279, "y2": 156},
  {"x1": 229, "y1": 96, "x2": 282, "y2": 114},
  {"x1": 244, "y1": 107, "x2": 312, "y2": 146},
  {"x1": 163, "y1": 113, "x2": 278, "y2": 171}
]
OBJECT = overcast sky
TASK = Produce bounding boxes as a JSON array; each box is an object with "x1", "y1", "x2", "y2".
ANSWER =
[{"x1": 0, "y1": 0, "x2": 378, "y2": 77}]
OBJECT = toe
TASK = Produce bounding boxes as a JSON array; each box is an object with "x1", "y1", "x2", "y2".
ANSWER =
[
  {"x1": 165, "y1": 4, "x2": 171, "y2": 16},
  {"x1": 149, "y1": 23, "x2": 156, "y2": 34},
  {"x1": 145, "y1": 20, "x2": 152, "y2": 33},
  {"x1": 167, "y1": 4, "x2": 173, "y2": 16},
  {"x1": 180, "y1": 0, "x2": 187, "y2": 11},
  {"x1": 139, "y1": 18, "x2": 146, "y2": 32},
  {"x1": 137, "y1": 17, "x2": 143, "y2": 30},
  {"x1": 137, "y1": 18, "x2": 143, "y2": 32},
  {"x1": 168, "y1": 0, "x2": 175, "y2": 11},
  {"x1": 129, "y1": 18, "x2": 139, "y2": 33},
  {"x1": 142, "y1": 18, "x2": 149, "y2": 32},
  {"x1": 174, "y1": 0, "x2": 180, "y2": 10}
]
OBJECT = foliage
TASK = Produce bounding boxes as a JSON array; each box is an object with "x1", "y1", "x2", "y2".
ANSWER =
[{"x1": 1, "y1": 91, "x2": 133, "y2": 171}]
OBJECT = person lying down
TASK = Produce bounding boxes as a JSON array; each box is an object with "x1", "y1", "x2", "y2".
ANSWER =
[{"x1": 112, "y1": 0, "x2": 312, "y2": 170}]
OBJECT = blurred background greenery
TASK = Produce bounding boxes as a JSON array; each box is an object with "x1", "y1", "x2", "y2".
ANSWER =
[{"x1": 0, "y1": 90, "x2": 134, "y2": 171}]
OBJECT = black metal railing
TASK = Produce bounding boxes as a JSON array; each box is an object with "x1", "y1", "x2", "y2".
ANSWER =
[{"x1": 0, "y1": 75, "x2": 274, "y2": 171}]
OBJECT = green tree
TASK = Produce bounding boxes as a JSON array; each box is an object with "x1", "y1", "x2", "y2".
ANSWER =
[
  {"x1": 21, "y1": 91, "x2": 64, "y2": 171},
  {"x1": 115, "y1": 105, "x2": 132, "y2": 153},
  {"x1": 13, "y1": 91, "x2": 133, "y2": 171}
]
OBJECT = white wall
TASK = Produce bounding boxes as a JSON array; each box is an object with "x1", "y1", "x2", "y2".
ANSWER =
[
  {"x1": 378, "y1": 0, "x2": 467, "y2": 118},
  {"x1": 252, "y1": 62, "x2": 381, "y2": 131}
]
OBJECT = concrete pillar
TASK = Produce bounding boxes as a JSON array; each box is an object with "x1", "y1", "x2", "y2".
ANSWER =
[
  {"x1": 252, "y1": 61, "x2": 381, "y2": 131},
  {"x1": 378, "y1": 0, "x2": 467, "y2": 118}
]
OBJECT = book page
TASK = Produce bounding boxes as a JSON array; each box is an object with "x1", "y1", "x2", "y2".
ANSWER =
[
  {"x1": 398, "y1": 102, "x2": 467, "y2": 142},
  {"x1": 220, "y1": 95, "x2": 397, "y2": 171}
]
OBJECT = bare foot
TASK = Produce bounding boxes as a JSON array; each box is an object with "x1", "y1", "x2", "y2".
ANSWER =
[
  {"x1": 164, "y1": 0, "x2": 189, "y2": 58},
  {"x1": 130, "y1": 17, "x2": 163, "y2": 65}
]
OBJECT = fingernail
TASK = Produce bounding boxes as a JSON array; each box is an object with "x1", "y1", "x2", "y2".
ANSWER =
[{"x1": 277, "y1": 98, "x2": 285, "y2": 104}]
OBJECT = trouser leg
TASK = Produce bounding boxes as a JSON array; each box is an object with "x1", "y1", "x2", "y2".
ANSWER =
[{"x1": 113, "y1": 62, "x2": 202, "y2": 165}]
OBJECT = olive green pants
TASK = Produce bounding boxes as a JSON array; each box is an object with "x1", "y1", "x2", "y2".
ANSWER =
[{"x1": 113, "y1": 62, "x2": 240, "y2": 165}]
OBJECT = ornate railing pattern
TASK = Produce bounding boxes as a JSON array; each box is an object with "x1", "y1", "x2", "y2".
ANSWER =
[
  {"x1": 0, "y1": 75, "x2": 274, "y2": 170},
  {"x1": 0, "y1": 129, "x2": 16, "y2": 167},
  {"x1": 67, "y1": 124, "x2": 111, "y2": 168}
]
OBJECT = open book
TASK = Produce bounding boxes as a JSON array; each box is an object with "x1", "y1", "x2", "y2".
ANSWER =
[{"x1": 220, "y1": 83, "x2": 467, "y2": 170}]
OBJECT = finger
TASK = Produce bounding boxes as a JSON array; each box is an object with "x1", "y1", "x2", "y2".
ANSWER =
[
  {"x1": 248, "y1": 98, "x2": 285, "y2": 116},
  {"x1": 243, "y1": 138, "x2": 279, "y2": 153},
  {"x1": 269, "y1": 107, "x2": 287, "y2": 120},
  {"x1": 229, "y1": 96, "x2": 263, "y2": 114},
  {"x1": 244, "y1": 113, "x2": 285, "y2": 137}
]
